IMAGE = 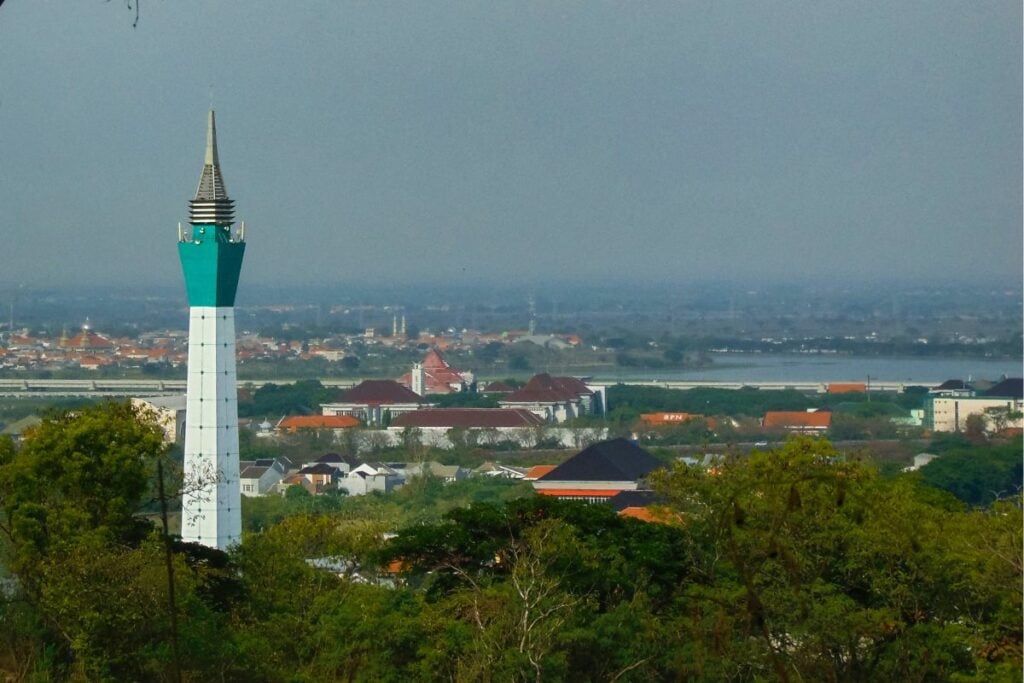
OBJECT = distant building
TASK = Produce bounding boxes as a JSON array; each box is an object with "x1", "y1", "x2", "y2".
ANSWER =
[
  {"x1": 924, "y1": 396, "x2": 1023, "y2": 433},
  {"x1": 639, "y1": 412, "x2": 717, "y2": 430},
  {"x1": 532, "y1": 438, "x2": 665, "y2": 503},
  {"x1": 607, "y1": 491, "x2": 676, "y2": 524},
  {"x1": 388, "y1": 407, "x2": 545, "y2": 447},
  {"x1": 827, "y1": 383, "x2": 866, "y2": 394},
  {"x1": 321, "y1": 380, "x2": 431, "y2": 425},
  {"x1": 499, "y1": 373, "x2": 604, "y2": 423},
  {"x1": 295, "y1": 462, "x2": 345, "y2": 493},
  {"x1": 132, "y1": 395, "x2": 186, "y2": 444},
  {"x1": 239, "y1": 457, "x2": 292, "y2": 497},
  {"x1": 403, "y1": 461, "x2": 469, "y2": 483},
  {"x1": 0, "y1": 415, "x2": 42, "y2": 443},
  {"x1": 312, "y1": 452, "x2": 361, "y2": 474},
  {"x1": 762, "y1": 410, "x2": 832, "y2": 433},
  {"x1": 397, "y1": 348, "x2": 474, "y2": 395},
  {"x1": 473, "y1": 462, "x2": 528, "y2": 479},
  {"x1": 277, "y1": 414, "x2": 361, "y2": 435},
  {"x1": 930, "y1": 379, "x2": 972, "y2": 397},
  {"x1": 524, "y1": 465, "x2": 557, "y2": 481},
  {"x1": 340, "y1": 463, "x2": 404, "y2": 496}
]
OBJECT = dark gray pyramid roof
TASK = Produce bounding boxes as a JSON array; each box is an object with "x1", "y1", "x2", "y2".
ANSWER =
[
  {"x1": 539, "y1": 438, "x2": 664, "y2": 482},
  {"x1": 984, "y1": 378, "x2": 1023, "y2": 399}
]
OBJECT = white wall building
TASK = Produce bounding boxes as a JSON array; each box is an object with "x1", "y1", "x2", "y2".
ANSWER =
[{"x1": 925, "y1": 396, "x2": 1024, "y2": 433}]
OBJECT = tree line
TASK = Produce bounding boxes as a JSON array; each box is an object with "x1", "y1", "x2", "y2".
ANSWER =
[{"x1": 0, "y1": 403, "x2": 1018, "y2": 680}]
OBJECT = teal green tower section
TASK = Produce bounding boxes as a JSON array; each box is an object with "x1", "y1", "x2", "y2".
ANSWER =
[
  {"x1": 178, "y1": 225, "x2": 245, "y2": 307},
  {"x1": 178, "y1": 110, "x2": 245, "y2": 307}
]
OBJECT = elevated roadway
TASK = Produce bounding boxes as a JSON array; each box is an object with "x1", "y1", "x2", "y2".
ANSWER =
[{"x1": 0, "y1": 376, "x2": 924, "y2": 398}]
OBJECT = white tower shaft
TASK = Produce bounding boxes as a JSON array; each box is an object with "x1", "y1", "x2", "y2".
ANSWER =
[{"x1": 180, "y1": 307, "x2": 241, "y2": 548}]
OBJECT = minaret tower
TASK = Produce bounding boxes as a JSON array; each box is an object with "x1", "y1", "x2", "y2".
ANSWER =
[{"x1": 178, "y1": 111, "x2": 245, "y2": 549}]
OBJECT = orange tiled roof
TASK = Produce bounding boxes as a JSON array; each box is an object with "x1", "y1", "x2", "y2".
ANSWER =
[
  {"x1": 618, "y1": 506, "x2": 681, "y2": 525},
  {"x1": 535, "y1": 488, "x2": 623, "y2": 498},
  {"x1": 278, "y1": 415, "x2": 360, "y2": 432},
  {"x1": 619, "y1": 507, "x2": 657, "y2": 522},
  {"x1": 639, "y1": 413, "x2": 718, "y2": 430},
  {"x1": 762, "y1": 411, "x2": 832, "y2": 429},
  {"x1": 524, "y1": 465, "x2": 557, "y2": 480},
  {"x1": 827, "y1": 383, "x2": 866, "y2": 394},
  {"x1": 640, "y1": 412, "x2": 700, "y2": 425}
]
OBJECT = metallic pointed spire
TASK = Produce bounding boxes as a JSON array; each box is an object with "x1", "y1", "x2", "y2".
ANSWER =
[
  {"x1": 205, "y1": 110, "x2": 219, "y2": 166},
  {"x1": 189, "y1": 110, "x2": 235, "y2": 226}
]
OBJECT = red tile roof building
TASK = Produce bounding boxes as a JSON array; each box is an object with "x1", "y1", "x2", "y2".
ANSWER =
[
  {"x1": 639, "y1": 413, "x2": 718, "y2": 430},
  {"x1": 397, "y1": 349, "x2": 474, "y2": 395},
  {"x1": 390, "y1": 408, "x2": 544, "y2": 429},
  {"x1": 499, "y1": 373, "x2": 603, "y2": 423},
  {"x1": 277, "y1": 415, "x2": 361, "y2": 433},
  {"x1": 762, "y1": 410, "x2": 832, "y2": 432},
  {"x1": 827, "y1": 383, "x2": 867, "y2": 394},
  {"x1": 321, "y1": 380, "x2": 431, "y2": 425},
  {"x1": 524, "y1": 465, "x2": 557, "y2": 481},
  {"x1": 387, "y1": 408, "x2": 547, "y2": 449}
]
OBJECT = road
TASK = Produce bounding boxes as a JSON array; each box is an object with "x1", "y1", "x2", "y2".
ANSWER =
[{"x1": 0, "y1": 376, "x2": 924, "y2": 398}]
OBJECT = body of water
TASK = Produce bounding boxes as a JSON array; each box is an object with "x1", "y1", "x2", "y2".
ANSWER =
[{"x1": 595, "y1": 354, "x2": 1022, "y2": 384}]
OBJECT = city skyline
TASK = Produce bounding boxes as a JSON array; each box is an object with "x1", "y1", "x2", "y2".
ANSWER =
[{"x1": 0, "y1": 2, "x2": 1020, "y2": 289}]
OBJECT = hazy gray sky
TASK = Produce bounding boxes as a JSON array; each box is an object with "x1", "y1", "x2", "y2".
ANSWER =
[{"x1": 0, "y1": 2, "x2": 1020, "y2": 289}]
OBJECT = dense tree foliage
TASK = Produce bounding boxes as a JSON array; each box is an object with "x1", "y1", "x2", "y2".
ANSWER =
[
  {"x1": 919, "y1": 437, "x2": 1023, "y2": 506},
  {"x1": 654, "y1": 438, "x2": 1021, "y2": 681},
  {"x1": 0, "y1": 408, "x2": 1018, "y2": 680},
  {"x1": 608, "y1": 385, "x2": 816, "y2": 421},
  {"x1": 237, "y1": 379, "x2": 338, "y2": 418}
]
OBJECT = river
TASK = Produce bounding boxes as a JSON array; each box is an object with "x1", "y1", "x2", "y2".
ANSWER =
[{"x1": 593, "y1": 353, "x2": 1022, "y2": 384}]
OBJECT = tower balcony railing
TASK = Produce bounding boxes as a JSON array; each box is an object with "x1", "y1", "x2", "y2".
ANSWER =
[{"x1": 178, "y1": 221, "x2": 246, "y2": 244}]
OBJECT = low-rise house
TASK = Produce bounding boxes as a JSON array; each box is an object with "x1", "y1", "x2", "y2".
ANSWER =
[
  {"x1": 240, "y1": 457, "x2": 292, "y2": 497},
  {"x1": 321, "y1": 380, "x2": 431, "y2": 425},
  {"x1": 762, "y1": 410, "x2": 832, "y2": 433},
  {"x1": 0, "y1": 415, "x2": 42, "y2": 443},
  {"x1": 312, "y1": 452, "x2": 361, "y2": 474},
  {"x1": 403, "y1": 461, "x2": 469, "y2": 483},
  {"x1": 297, "y1": 462, "x2": 344, "y2": 493},
  {"x1": 473, "y1": 462, "x2": 527, "y2": 479},
  {"x1": 277, "y1": 474, "x2": 318, "y2": 496},
  {"x1": 340, "y1": 462, "x2": 404, "y2": 496},
  {"x1": 532, "y1": 438, "x2": 665, "y2": 503}
]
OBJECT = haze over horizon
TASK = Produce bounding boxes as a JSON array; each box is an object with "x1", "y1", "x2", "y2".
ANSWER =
[{"x1": 0, "y1": 2, "x2": 1020, "y2": 290}]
